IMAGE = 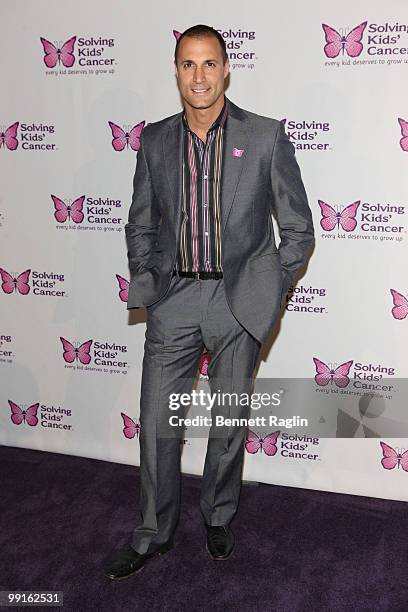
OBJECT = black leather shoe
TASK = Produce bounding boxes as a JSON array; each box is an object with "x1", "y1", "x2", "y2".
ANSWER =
[
  {"x1": 205, "y1": 525, "x2": 235, "y2": 560},
  {"x1": 104, "y1": 540, "x2": 174, "y2": 581}
]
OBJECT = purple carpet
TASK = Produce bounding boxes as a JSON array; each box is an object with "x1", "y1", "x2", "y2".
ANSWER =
[{"x1": 1, "y1": 445, "x2": 406, "y2": 611}]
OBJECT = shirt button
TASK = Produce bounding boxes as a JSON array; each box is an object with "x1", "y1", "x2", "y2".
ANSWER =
[
  {"x1": 204, "y1": 231, "x2": 208, "y2": 235},
  {"x1": 204, "y1": 174, "x2": 208, "y2": 179},
  {"x1": 203, "y1": 203, "x2": 208, "y2": 208}
]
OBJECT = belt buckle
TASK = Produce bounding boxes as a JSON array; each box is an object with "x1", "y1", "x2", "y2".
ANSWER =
[{"x1": 194, "y1": 271, "x2": 200, "y2": 280}]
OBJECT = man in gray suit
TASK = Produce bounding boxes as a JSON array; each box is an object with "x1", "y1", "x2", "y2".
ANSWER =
[{"x1": 105, "y1": 24, "x2": 314, "y2": 580}]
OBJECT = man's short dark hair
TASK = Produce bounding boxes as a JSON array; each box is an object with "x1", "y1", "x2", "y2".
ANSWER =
[{"x1": 174, "y1": 25, "x2": 228, "y2": 64}]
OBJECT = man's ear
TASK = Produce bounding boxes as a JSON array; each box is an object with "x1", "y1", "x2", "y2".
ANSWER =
[
  {"x1": 174, "y1": 60, "x2": 179, "y2": 78},
  {"x1": 224, "y1": 58, "x2": 230, "y2": 78}
]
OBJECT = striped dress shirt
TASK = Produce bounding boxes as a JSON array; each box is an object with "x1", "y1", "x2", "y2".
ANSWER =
[{"x1": 175, "y1": 98, "x2": 228, "y2": 273}]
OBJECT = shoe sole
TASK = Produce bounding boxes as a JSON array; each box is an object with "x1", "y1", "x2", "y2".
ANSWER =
[
  {"x1": 205, "y1": 540, "x2": 234, "y2": 561},
  {"x1": 104, "y1": 542, "x2": 174, "y2": 581}
]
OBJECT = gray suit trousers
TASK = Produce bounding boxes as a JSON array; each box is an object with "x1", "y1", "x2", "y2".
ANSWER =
[{"x1": 132, "y1": 272, "x2": 261, "y2": 554}]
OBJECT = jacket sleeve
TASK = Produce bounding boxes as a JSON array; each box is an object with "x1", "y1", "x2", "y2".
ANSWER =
[
  {"x1": 270, "y1": 120, "x2": 315, "y2": 292},
  {"x1": 125, "y1": 127, "x2": 162, "y2": 275}
]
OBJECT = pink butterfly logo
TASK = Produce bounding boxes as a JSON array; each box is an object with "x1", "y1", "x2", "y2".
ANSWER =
[
  {"x1": 121, "y1": 412, "x2": 141, "y2": 439},
  {"x1": 173, "y1": 30, "x2": 182, "y2": 42},
  {"x1": 322, "y1": 22, "x2": 367, "y2": 58},
  {"x1": 245, "y1": 430, "x2": 280, "y2": 456},
  {"x1": 318, "y1": 200, "x2": 360, "y2": 232},
  {"x1": 108, "y1": 121, "x2": 145, "y2": 152},
  {"x1": 199, "y1": 351, "x2": 211, "y2": 379},
  {"x1": 390, "y1": 289, "x2": 408, "y2": 320},
  {"x1": 8, "y1": 400, "x2": 39, "y2": 426},
  {"x1": 380, "y1": 442, "x2": 408, "y2": 472},
  {"x1": 313, "y1": 357, "x2": 353, "y2": 388},
  {"x1": 398, "y1": 118, "x2": 408, "y2": 152},
  {"x1": 60, "y1": 337, "x2": 93, "y2": 364},
  {"x1": 40, "y1": 36, "x2": 76, "y2": 68},
  {"x1": 0, "y1": 122, "x2": 19, "y2": 150},
  {"x1": 52, "y1": 194, "x2": 85, "y2": 224},
  {"x1": 232, "y1": 148, "x2": 244, "y2": 158},
  {"x1": 0, "y1": 268, "x2": 31, "y2": 295},
  {"x1": 116, "y1": 274, "x2": 129, "y2": 302}
]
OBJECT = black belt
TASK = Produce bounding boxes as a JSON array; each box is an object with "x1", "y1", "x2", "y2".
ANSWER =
[{"x1": 173, "y1": 270, "x2": 223, "y2": 280}]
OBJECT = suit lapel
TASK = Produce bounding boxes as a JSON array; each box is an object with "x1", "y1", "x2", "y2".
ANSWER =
[
  {"x1": 162, "y1": 116, "x2": 183, "y2": 229},
  {"x1": 220, "y1": 107, "x2": 250, "y2": 233}
]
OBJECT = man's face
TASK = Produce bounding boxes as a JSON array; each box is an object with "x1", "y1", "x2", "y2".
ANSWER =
[{"x1": 175, "y1": 35, "x2": 229, "y2": 111}]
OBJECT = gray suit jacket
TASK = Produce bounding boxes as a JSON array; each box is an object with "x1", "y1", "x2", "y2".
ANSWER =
[{"x1": 125, "y1": 97, "x2": 315, "y2": 345}]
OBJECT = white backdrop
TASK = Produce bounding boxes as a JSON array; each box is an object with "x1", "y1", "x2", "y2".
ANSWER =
[{"x1": 1, "y1": 0, "x2": 408, "y2": 502}]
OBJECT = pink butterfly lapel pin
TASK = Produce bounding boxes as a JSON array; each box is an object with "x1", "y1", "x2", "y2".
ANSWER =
[{"x1": 232, "y1": 147, "x2": 244, "y2": 158}]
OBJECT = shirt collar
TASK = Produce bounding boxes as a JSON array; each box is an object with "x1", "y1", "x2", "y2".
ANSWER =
[{"x1": 182, "y1": 96, "x2": 228, "y2": 133}]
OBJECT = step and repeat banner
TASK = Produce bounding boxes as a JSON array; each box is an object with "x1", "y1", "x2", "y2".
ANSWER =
[{"x1": 1, "y1": 0, "x2": 407, "y2": 502}]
